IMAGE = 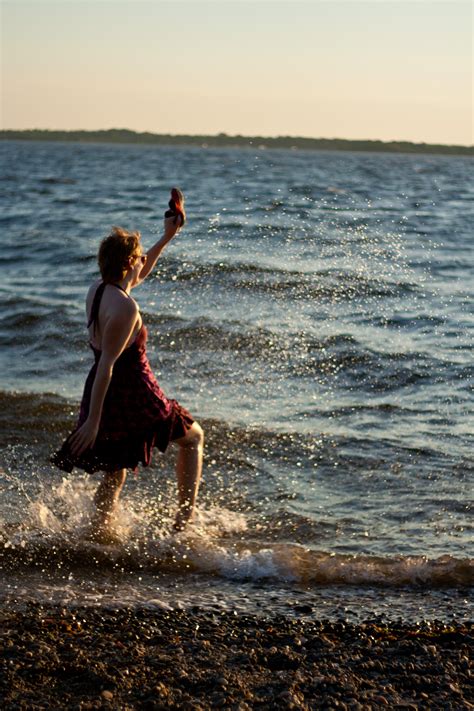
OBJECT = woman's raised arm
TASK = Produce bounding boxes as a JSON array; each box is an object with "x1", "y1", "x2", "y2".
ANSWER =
[{"x1": 137, "y1": 216, "x2": 183, "y2": 284}]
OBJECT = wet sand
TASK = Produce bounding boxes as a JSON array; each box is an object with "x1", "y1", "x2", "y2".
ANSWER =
[{"x1": 1, "y1": 605, "x2": 472, "y2": 709}]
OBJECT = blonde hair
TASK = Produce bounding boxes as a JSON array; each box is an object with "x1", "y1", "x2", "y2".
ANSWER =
[{"x1": 98, "y1": 226, "x2": 141, "y2": 282}]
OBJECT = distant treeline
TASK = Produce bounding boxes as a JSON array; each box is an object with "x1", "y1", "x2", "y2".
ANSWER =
[{"x1": 1, "y1": 129, "x2": 472, "y2": 156}]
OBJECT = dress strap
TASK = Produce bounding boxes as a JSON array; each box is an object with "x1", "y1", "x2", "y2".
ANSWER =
[
  {"x1": 87, "y1": 282, "x2": 129, "y2": 333},
  {"x1": 87, "y1": 282, "x2": 106, "y2": 332}
]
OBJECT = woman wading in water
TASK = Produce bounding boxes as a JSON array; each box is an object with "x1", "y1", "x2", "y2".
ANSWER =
[{"x1": 52, "y1": 201, "x2": 203, "y2": 537}]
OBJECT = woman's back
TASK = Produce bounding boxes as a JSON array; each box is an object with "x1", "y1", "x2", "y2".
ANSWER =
[{"x1": 86, "y1": 280, "x2": 142, "y2": 351}]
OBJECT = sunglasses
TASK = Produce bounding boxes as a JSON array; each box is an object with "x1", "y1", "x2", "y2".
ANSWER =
[{"x1": 135, "y1": 254, "x2": 147, "y2": 265}]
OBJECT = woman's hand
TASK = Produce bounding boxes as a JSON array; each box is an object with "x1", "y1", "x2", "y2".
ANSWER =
[
  {"x1": 137, "y1": 217, "x2": 184, "y2": 284},
  {"x1": 69, "y1": 418, "x2": 99, "y2": 457},
  {"x1": 163, "y1": 215, "x2": 182, "y2": 242}
]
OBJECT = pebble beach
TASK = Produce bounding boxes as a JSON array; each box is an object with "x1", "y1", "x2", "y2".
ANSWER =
[{"x1": 2, "y1": 605, "x2": 473, "y2": 709}]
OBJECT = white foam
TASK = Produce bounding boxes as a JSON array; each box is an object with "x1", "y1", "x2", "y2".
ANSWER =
[
  {"x1": 194, "y1": 506, "x2": 248, "y2": 535},
  {"x1": 213, "y1": 546, "x2": 283, "y2": 580},
  {"x1": 1, "y1": 472, "x2": 472, "y2": 590}
]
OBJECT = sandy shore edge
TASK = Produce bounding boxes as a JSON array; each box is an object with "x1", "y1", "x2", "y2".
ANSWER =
[{"x1": 2, "y1": 605, "x2": 472, "y2": 709}]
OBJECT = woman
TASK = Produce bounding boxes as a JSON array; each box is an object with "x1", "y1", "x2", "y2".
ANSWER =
[{"x1": 52, "y1": 215, "x2": 203, "y2": 536}]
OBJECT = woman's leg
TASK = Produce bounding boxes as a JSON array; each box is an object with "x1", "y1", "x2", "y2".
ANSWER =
[
  {"x1": 173, "y1": 422, "x2": 204, "y2": 530},
  {"x1": 92, "y1": 468, "x2": 127, "y2": 534}
]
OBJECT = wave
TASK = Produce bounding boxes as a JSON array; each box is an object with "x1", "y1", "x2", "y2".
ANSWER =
[
  {"x1": 142, "y1": 317, "x2": 459, "y2": 392},
  {"x1": 232, "y1": 275, "x2": 405, "y2": 301},
  {"x1": 143, "y1": 314, "x2": 358, "y2": 358},
  {"x1": 0, "y1": 314, "x2": 84, "y2": 350},
  {"x1": 3, "y1": 297, "x2": 450, "y2": 392},
  {"x1": 1, "y1": 527, "x2": 471, "y2": 588},
  {"x1": 154, "y1": 259, "x2": 417, "y2": 300},
  {"x1": 2, "y1": 301, "x2": 465, "y2": 399},
  {"x1": 0, "y1": 389, "x2": 469, "y2": 473},
  {"x1": 0, "y1": 390, "x2": 75, "y2": 447}
]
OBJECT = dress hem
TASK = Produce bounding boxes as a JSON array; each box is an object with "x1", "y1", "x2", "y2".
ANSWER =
[{"x1": 51, "y1": 403, "x2": 194, "y2": 474}]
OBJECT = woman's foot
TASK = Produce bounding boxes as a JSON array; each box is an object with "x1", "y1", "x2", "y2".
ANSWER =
[
  {"x1": 86, "y1": 509, "x2": 123, "y2": 544},
  {"x1": 173, "y1": 505, "x2": 195, "y2": 532},
  {"x1": 86, "y1": 521, "x2": 122, "y2": 545}
]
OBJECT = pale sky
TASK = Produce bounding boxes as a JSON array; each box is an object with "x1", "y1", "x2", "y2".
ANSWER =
[{"x1": 1, "y1": 0, "x2": 472, "y2": 144}]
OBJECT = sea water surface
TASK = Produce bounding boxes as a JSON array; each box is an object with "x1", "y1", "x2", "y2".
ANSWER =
[{"x1": 0, "y1": 141, "x2": 472, "y2": 620}]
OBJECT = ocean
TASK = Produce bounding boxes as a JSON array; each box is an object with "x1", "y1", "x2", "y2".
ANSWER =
[{"x1": 0, "y1": 140, "x2": 472, "y2": 621}]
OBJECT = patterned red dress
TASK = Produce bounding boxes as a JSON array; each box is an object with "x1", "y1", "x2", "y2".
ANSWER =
[{"x1": 52, "y1": 283, "x2": 194, "y2": 474}]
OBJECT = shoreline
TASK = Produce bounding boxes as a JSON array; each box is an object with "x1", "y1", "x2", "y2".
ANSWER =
[
  {"x1": 1, "y1": 130, "x2": 472, "y2": 156},
  {"x1": 2, "y1": 604, "x2": 472, "y2": 709}
]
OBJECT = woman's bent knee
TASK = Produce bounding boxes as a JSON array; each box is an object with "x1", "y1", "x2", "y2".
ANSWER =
[{"x1": 176, "y1": 421, "x2": 204, "y2": 449}]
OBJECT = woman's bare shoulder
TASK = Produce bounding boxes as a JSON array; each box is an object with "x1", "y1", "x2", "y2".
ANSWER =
[
  {"x1": 86, "y1": 280, "x2": 137, "y2": 323},
  {"x1": 104, "y1": 287, "x2": 139, "y2": 321}
]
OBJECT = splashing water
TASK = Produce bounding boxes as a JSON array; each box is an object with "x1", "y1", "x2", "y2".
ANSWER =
[{"x1": 0, "y1": 143, "x2": 472, "y2": 618}]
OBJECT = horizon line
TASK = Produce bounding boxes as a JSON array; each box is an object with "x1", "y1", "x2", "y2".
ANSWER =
[{"x1": 1, "y1": 127, "x2": 472, "y2": 149}]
